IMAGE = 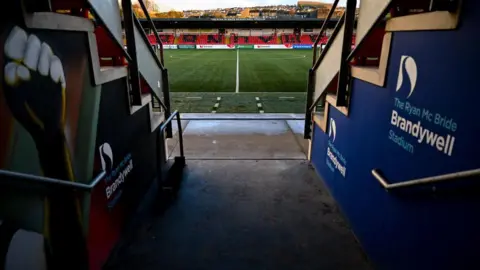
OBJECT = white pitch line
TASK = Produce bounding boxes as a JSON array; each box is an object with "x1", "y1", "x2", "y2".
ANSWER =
[
  {"x1": 256, "y1": 97, "x2": 264, "y2": 113},
  {"x1": 279, "y1": 96, "x2": 295, "y2": 100},
  {"x1": 212, "y1": 97, "x2": 221, "y2": 113},
  {"x1": 235, "y1": 49, "x2": 240, "y2": 93},
  {"x1": 186, "y1": 97, "x2": 202, "y2": 100}
]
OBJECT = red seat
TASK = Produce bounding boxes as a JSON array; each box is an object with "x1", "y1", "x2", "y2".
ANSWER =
[{"x1": 94, "y1": 26, "x2": 125, "y2": 66}]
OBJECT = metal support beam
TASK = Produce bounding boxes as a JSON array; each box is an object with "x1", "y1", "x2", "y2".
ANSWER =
[
  {"x1": 122, "y1": 0, "x2": 142, "y2": 105},
  {"x1": 162, "y1": 69, "x2": 173, "y2": 138},
  {"x1": 304, "y1": 69, "x2": 315, "y2": 139},
  {"x1": 336, "y1": 0, "x2": 356, "y2": 107}
]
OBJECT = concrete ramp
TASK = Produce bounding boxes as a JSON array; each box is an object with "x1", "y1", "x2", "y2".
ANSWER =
[
  {"x1": 105, "y1": 160, "x2": 372, "y2": 270},
  {"x1": 168, "y1": 118, "x2": 308, "y2": 160}
]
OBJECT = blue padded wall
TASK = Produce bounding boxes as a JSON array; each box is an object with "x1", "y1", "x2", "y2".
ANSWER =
[{"x1": 311, "y1": 2, "x2": 480, "y2": 269}]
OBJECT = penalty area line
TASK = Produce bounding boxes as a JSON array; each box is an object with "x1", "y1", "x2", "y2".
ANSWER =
[
  {"x1": 255, "y1": 97, "x2": 264, "y2": 113},
  {"x1": 212, "y1": 97, "x2": 222, "y2": 113}
]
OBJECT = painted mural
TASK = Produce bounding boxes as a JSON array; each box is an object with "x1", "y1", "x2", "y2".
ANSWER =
[{"x1": 0, "y1": 25, "x2": 92, "y2": 270}]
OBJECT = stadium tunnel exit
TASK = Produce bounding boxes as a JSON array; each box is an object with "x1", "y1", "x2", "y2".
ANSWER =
[{"x1": 1, "y1": 0, "x2": 479, "y2": 270}]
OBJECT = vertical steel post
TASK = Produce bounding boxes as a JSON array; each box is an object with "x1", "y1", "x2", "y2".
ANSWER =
[
  {"x1": 304, "y1": 69, "x2": 315, "y2": 139},
  {"x1": 162, "y1": 69, "x2": 173, "y2": 138},
  {"x1": 336, "y1": 0, "x2": 356, "y2": 107},
  {"x1": 122, "y1": 0, "x2": 142, "y2": 105}
]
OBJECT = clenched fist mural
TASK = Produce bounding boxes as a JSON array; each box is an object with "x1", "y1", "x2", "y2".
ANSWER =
[{"x1": 0, "y1": 25, "x2": 93, "y2": 270}]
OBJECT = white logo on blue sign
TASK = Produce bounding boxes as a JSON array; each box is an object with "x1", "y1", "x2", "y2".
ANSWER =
[
  {"x1": 396, "y1": 55, "x2": 418, "y2": 99},
  {"x1": 328, "y1": 118, "x2": 337, "y2": 142}
]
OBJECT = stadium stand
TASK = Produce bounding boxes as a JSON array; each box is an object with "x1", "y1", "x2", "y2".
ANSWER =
[
  {"x1": 197, "y1": 34, "x2": 224, "y2": 44},
  {"x1": 282, "y1": 34, "x2": 301, "y2": 44},
  {"x1": 281, "y1": 34, "x2": 328, "y2": 45},
  {"x1": 178, "y1": 34, "x2": 198, "y2": 44},
  {"x1": 144, "y1": 33, "x2": 333, "y2": 46},
  {"x1": 147, "y1": 34, "x2": 175, "y2": 45},
  {"x1": 249, "y1": 35, "x2": 277, "y2": 44},
  {"x1": 233, "y1": 35, "x2": 250, "y2": 44}
]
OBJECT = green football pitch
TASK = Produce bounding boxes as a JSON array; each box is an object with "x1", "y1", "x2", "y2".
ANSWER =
[{"x1": 163, "y1": 49, "x2": 312, "y2": 113}]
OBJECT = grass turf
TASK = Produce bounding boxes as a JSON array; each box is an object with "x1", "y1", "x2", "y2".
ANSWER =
[
  {"x1": 164, "y1": 49, "x2": 312, "y2": 113},
  {"x1": 171, "y1": 92, "x2": 307, "y2": 113}
]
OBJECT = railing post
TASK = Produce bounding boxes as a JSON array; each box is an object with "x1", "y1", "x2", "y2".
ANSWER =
[
  {"x1": 138, "y1": 0, "x2": 165, "y2": 67},
  {"x1": 122, "y1": 0, "x2": 142, "y2": 105},
  {"x1": 162, "y1": 69, "x2": 173, "y2": 138},
  {"x1": 304, "y1": 69, "x2": 315, "y2": 139},
  {"x1": 336, "y1": 0, "x2": 356, "y2": 107},
  {"x1": 312, "y1": 0, "x2": 340, "y2": 67}
]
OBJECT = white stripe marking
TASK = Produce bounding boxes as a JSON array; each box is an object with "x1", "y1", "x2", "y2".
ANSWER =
[
  {"x1": 235, "y1": 49, "x2": 240, "y2": 93},
  {"x1": 279, "y1": 97, "x2": 295, "y2": 100},
  {"x1": 186, "y1": 97, "x2": 202, "y2": 100}
]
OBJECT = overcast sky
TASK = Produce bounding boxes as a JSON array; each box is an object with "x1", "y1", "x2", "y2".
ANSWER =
[{"x1": 152, "y1": 0, "x2": 347, "y2": 11}]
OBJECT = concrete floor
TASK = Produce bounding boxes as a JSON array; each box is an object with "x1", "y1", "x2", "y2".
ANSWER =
[
  {"x1": 106, "y1": 117, "x2": 370, "y2": 270},
  {"x1": 106, "y1": 160, "x2": 371, "y2": 270},
  {"x1": 167, "y1": 119, "x2": 309, "y2": 159}
]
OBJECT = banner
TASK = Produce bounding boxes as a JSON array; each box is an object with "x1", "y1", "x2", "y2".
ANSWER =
[
  {"x1": 293, "y1": 44, "x2": 313, "y2": 49},
  {"x1": 254, "y1": 44, "x2": 292, "y2": 49},
  {"x1": 236, "y1": 44, "x2": 254, "y2": 49},
  {"x1": 196, "y1": 44, "x2": 234, "y2": 49},
  {"x1": 178, "y1": 45, "x2": 196, "y2": 49},
  {"x1": 163, "y1": 45, "x2": 177, "y2": 49}
]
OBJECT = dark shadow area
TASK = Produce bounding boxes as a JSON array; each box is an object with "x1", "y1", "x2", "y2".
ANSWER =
[{"x1": 105, "y1": 160, "x2": 371, "y2": 270}]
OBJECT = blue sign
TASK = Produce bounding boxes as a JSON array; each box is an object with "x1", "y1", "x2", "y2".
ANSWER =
[
  {"x1": 293, "y1": 44, "x2": 312, "y2": 49},
  {"x1": 310, "y1": 2, "x2": 480, "y2": 269}
]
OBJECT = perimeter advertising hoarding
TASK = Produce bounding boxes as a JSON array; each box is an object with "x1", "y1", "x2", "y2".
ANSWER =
[
  {"x1": 163, "y1": 45, "x2": 177, "y2": 49},
  {"x1": 254, "y1": 44, "x2": 292, "y2": 49},
  {"x1": 178, "y1": 45, "x2": 196, "y2": 49},
  {"x1": 293, "y1": 44, "x2": 313, "y2": 49},
  {"x1": 196, "y1": 44, "x2": 234, "y2": 49}
]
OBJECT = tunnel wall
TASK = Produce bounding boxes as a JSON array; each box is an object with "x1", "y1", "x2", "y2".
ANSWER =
[
  {"x1": 311, "y1": 2, "x2": 480, "y2": 269},
  {"x1": 0, "y1": 25, "x2": 166, "y2": 270}
]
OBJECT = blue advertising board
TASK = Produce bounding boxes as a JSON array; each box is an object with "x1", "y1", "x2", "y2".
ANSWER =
[{"x1": 293, "y1": 44, "x2": 312, "y2": 49}]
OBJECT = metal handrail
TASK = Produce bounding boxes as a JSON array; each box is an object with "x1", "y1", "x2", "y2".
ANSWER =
[
  {"x1": 133, "y1": 15, "x2": 165, "y2": 70},
  {"x1": 160, "y1": 110, "x2": 185, "y2": 157},
  {"x1": 0, "y1": 170, "x2": 106, "y2": 191},
  {"x1": 372, "y1": 168, "x2": 480, "y2": 190},
  {"x1": 152, "y1": 92, "x2": 168, "y2": 112},
  {"x1": 137, "y1": 0, "x2": 165, "y2": 66},
  {"x1": 312, "y1": 0, "x2": 340, "y2": 67},
  {"x1": 312, "y1": 13, "x2": 345, "y2": 71},
  {"x1": 0, "y1": 112, "x2": 185, "y2": 191},
  {"x1": 307, "y1": 13, "x2": 346, "y2": 113}
]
